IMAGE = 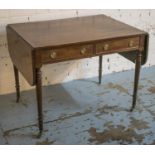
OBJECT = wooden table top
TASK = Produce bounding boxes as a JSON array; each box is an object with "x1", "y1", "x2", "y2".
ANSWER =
[{"x1": 8, "y1": 14, "x2": 146, "y2": 49}]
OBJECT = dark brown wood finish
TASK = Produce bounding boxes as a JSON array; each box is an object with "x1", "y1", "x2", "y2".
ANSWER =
[
  {"x1": 131, "y1": 51, "x2": 142, "y2": 111},
  {"x1": 99, "y1": 56, "x2": 103, "y2": 84},
  {"x1": 7, "y1": 27, "x2": 35, "y2": 85},
  {"x1": 6, "y1": 15, "x2": 149, "y2": 134},
  {"x1": 7, "y1": 15, "x2": 146, "y2": 49},
  {"x1": 13, "y1": 65, "x2": 20, "y2": 103},
  {"x1": 96, "y1": 36, "x2": 140, "y2": 54},
  {"x1": 36, "y1": 68, "x2": 43, "y2": 134},
  {"x1": 39, "y1": 44, "x2": 94, "y2": 64}
]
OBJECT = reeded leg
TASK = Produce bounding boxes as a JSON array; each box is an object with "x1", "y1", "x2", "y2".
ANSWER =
[
  {"x1": 13, "y1": 65, "x2": 20, "y2": 102},
  {"x1": 36, "y1": 68, "x2": 43, "y2": 134},
  {"x1": 130, "y1": 52, "x2": 142, "y2": 111},
  {"x1": 99, "y1": 55, "x2": 103, "y2": 84}
]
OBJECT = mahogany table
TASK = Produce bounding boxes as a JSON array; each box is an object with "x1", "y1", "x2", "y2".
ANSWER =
[{"x1": 6, "y1": 15, "x2": 149, "y2": 134}]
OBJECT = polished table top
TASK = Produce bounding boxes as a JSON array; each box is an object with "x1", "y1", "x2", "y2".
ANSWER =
[{"x1": 8, "y1": 15, "x2": 146, "y2": 49}]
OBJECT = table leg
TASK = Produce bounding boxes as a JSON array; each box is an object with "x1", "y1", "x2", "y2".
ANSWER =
[
  {"x1": 99, "y1": 55, "x2": 103, "y2": 84},
  {"x1": 13, "y1": 65, "x2": 20, "y2": 103},
  {"x1": 36, "y1": 68, "x2": 43, "y2": 134},
  {"x1": 131, "y1": 51, "x2": 142, "y2": 111}
]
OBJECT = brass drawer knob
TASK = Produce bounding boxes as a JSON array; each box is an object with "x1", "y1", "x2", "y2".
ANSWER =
[
  {"x1": 50, "y1": 51, "x2": 57, "y2": 59},
  {"x1": 81, "y1": 47, "x2": 87, "y2": 55},
  {"x1": 103, "y1": 44, "x2": 109, "y2": 51},
  {"x1": 129, "y1": 40, "x2": 134, "y2": 47}
]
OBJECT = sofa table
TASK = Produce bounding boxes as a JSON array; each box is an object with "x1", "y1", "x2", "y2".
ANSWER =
[{"x1": 6, "y1": 15, "x2": 149, "y2": 134}]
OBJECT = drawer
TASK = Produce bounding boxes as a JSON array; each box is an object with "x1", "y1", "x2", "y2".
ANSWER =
[
  {"x1": 40, "y1": 44, "x2": 93, "y2": 63},
  {"x1": 96, "y1": 37, "x2": 140, "y2": 54}
]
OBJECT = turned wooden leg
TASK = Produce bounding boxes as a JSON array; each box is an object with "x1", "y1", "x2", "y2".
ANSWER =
[
  {"x1": 13, "y1": 65, "x2": 20, "y2": 103},
  {"x1": 36, "y1": 68, "x2": 43, "y2": 134},
  {"x1": 130, "y1": 51, "x2": 142, "y2": 111},
  {"x1": 99, "y1": 55, "x2": 103, "y2": 84}
]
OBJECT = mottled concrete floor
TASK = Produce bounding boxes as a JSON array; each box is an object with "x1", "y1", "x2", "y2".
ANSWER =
[{"x1": 0, "y1": 65, "x2": 155, "y2": 145}]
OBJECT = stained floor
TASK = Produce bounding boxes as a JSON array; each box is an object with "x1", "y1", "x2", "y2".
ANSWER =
[{"x1": 0, "y1": 65, "x2": 155, "y2": 144}]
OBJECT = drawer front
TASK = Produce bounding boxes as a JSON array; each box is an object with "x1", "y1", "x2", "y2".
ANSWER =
[
  {"x1": 96, "y1": 37, "x2": 140, "y2": 54},
  {"x1": 41, "y1": 45, "x2": 93, "y2": 63}
]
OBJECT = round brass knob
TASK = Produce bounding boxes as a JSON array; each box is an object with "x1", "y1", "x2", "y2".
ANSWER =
[
  {"x1": 103, "y1": 44, "x2": 109, "y2": 51},
  {"x1": 129, "y1": 40, "x2": 134, "y2": 47},
  {"x1": 50, "y1": 51, "x2": 57, "y2": 59},
  {"x1": 81, "y1": 48, "x2": 87, "y2": 55}
]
